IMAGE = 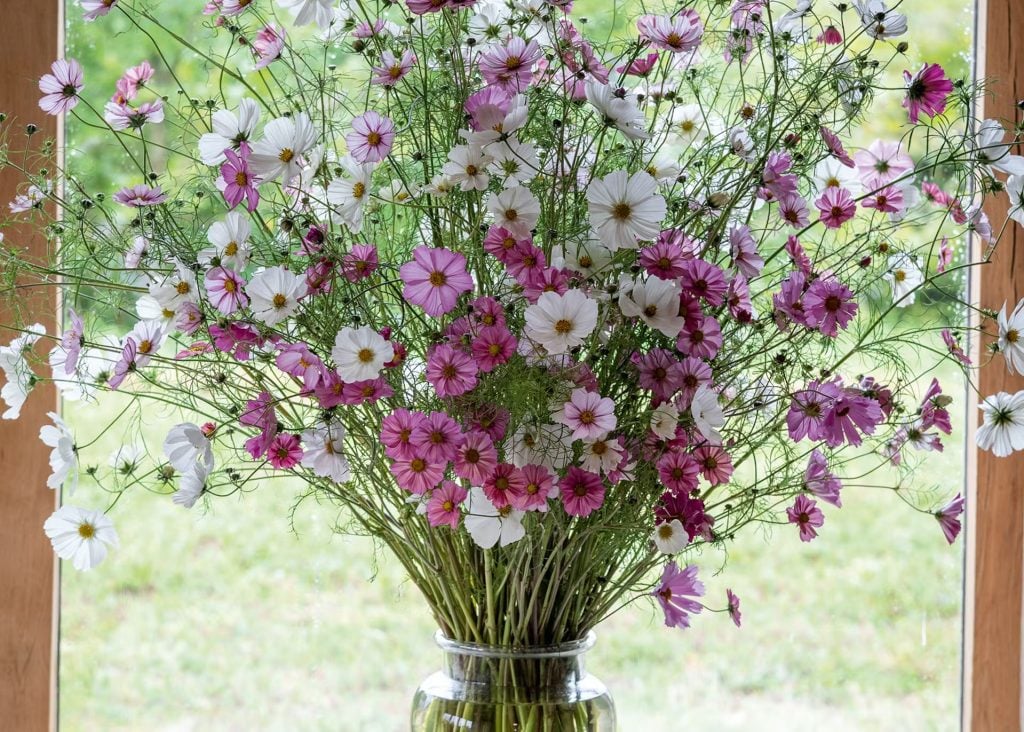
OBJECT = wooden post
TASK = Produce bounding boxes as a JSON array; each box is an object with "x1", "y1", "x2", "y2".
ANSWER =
[
  {"x1": 966, "y1": 0, "x2": 1024, "y2": 728},
  {"x1": 0, "y1": 2, "x2": 62, "y2": 730}
]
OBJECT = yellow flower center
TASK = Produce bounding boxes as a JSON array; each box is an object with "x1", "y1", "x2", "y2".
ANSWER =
[
  {"x1": 357, "y1": 347, "x2": 375, "y2": 363},
  {"x1": 78, "y1": 522, "x2": 96, "y2": 539},
  {"x1": 278, "y1": 148, "x2": 294, "y2": 163}
]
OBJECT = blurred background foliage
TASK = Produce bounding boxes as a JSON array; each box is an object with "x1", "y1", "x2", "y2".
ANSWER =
[{"x1": 60, "y1": 0, "x2": 971, "y2": 729}]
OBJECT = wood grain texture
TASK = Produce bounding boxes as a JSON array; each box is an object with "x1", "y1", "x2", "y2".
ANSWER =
[
  {"x1": 0, "y1": 2, "x2": 61, "y2": 730},
  {"x1": 968, "y1": 0, "x2": 1024, "y2": 728}
]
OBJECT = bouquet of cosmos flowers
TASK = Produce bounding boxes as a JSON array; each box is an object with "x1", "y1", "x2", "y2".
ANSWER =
[{"x1": 4, "y1": 0, "x2": 1024, "y2": 657}]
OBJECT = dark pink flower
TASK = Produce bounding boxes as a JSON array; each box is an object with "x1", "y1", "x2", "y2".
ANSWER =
[
  {"x1": 559, "y1": 467, "x2": 606, "y2": 517},
  {"x1": 819, "y1": 127, "x2": 855, "y2": 167},
  {"x1": 778, "y1": 193, "x2": 810, "y2": 228},
  {"x1": 726, "y1": 589, "x2": 742, "y2": 627},
  {"x1": 617, "y1": 52, "x2": 660, "y2": 77},
  {"x1": 381, "y1": 408, "x2": 426, "y2": 460},
  {"x1": 108, "y1": 338, "x2": 138, "y2": 389},
  {"x1": 652, "y1": 562, "x2": 704, "y2": 629},
  {"x1": 410, "y1": 411, "x2": 464, "y2": 464},
  {"x1": 514, "y1": 464, "x2": 555, "y2": 511},
  {"x1": 692, "y1": 444, "x2": 733, "y2": 485},
  {"x1": 268, "y1": 433, "x2": 303, "y2": 469},
  {"x1": 678, "y1": 259, "x2": 728, "y2": 306},
  {"x1": 726, "y1": 274, "x2": 754, "y2": 323},
  {"x1": 787, "y1": 495, "x2": 824, "y2": 542},
  {"x1": 340, "y1": 377, "x2": 393, "y2": 405},
  {"x1": 677, "y1": 357, "x2": 712, "y2": 408},
  {"x1": 38, "y1": 59, "x2": 84, "y2": 115},
  {"x1": 787, "y1": 380, "x2": 840, "y2": 442},
  {"x1": 943, "y1": 329, "x2": 971, "y2": 365},
  {"x1": 467, "y1": 405, "x2": 510, "y2": 442},
  {"x1": 675, "y1": 315, "x2": 722, "y2": 359},
  {"x1": 390, "y1": 454, "x2": 444, "y2": 495},
  {"x1": 785, "y1": 235, "x2": 813, "y2": 274},
  {"x1": 773, "y1": 271, "x2": 813, "y2": 328},
  {"x1": 934, "y1": 493, "x2": 964, "y2": 544},
  {"x1": 640, "y1": 241, "x2": 689, "y2": 280},
  {"x1": 803, "y1": 276, "x2": 858, "y2": 337},
  {"x1": 454, "y1": 430, "x2": 498, "y2": 486},
  {"x1": 340, "y1": 244, "x2": 379, "y2": 282},
  {"x1": 505, "y1": 240, "x2": 547, "y2": 284},
  {"x1": 657, "y1": 450, "x2": 699, "y2": 494},
  {"x1": 220, "y1": 142, "x2": 260, "y2": 212},
  {"x1": 426, "y1": 343, "x2": 479, "y2": 398},
  {"x1": 636, "y1": 349, "x2": 684, "y2": 403},
  {"x1": 399, "y1": 246, "x2": 474, "y2": 317},
  {"x1": 903, "y1": 63, "x2": 953, "y2": 123},
  {"x1": 862, "y1": 185, "x2": 904, "y2": 214},
  {"x1": 426, "y1": 480, "x2": 468, "y2": 529},
  {"x1": 821, "y1": 391, "x2": 883, "y2": 447},
  {"x1": 815, "y1": 187, "x2": 857, "y2": 229},
  {"x1": 483, "y1": 226, "x2": 527, "y2": 264},
  {"x1": 346, "y1": 111, "x2": 395, "y2": 163},
  {"x1": 471, "y1": 326, "x2": 516, "y2": 373},
  {"x1": 655, "y1": 490, "x2": 713, "y2": 542},
  {"x1": 816, "y1": 25, "x2": 843, "y2": 44},
  {"x1": 920, "y1": 378, "x2": 953, "y2": 435},
  {"x1": 483, "y1": 463, "x2": 527, "y2": 509},
  {"x1": 804, "y1": 449, "x2": 842, "y2": 507},
  {"x1": 522, "y1": 267, "x2": 570, "y2": 304}
]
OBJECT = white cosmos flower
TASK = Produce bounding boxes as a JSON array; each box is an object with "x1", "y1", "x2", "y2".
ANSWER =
[
  {"x1": 663, "y1": 103, "x2": 715, "y2": 147},
  {"x1": 125, "y1": 320, "x2": 165, "y2": 367},
  {"x1": 0, "y1": 323, "x2": 45, "y2": 420},
  {"x1": 301, "y1": 423, "x2": 352, "y2": 483},
  {"x1": 998, "y1": 299, "x2": 1024, "y2": 375},
  {"x1": 163, "y1": 422, "x2": 215, "y2": 473},
  {"x1": 327, "y1": 155, "x2": 377, "y2": 233},
  {"x1": 442, "y1": 144, "x2": 493, "y2": 191},
  {"x1": 332, "y1": 325, "x2": 393, "y2": 382},
  {"x1": 579, "y1": 435, "x2": 624, "y2": 475},
  {"x1": 197, "y1": 98, "x2": 260, "y2": 165},
  {"x1": 645, "y1": 153, "x2": 683, "y2": 185},
  {"x1": 464, "y1": 487, "x2": 526, "y2": 549},
  {"x1": 883, "y1": 253, "x2": 924, "y2": 306},
  {"x1": 691, "y1": 385, "x2": 725, "y2": 444},
  {"x1": 508, "y1": 423, "x2": 574, "y2": 471},
  {"x1": 727, "y1": 127, "x2": 756, "y2": 161},
  {"x1": 652, "y1": 519, "x2": 688, "y2": 554},
  {"x1": 249, "y1": 113, "x2": 318, "y2": 183},
  {"x1": 486, "y1": 185, "x2": 541, "y2": 238},
  {"x1": 812, "y1": 157, "x2": 860, "y2": 195},
  {"x1": 618, "y1": 274, "x2": 685, "y2": 337},
  {"x1": 977, "y1": 390, "x2": 1024, "y2": 457},
  {"x1": 199, "y1": 211, "x2": 252, "y2": 269},
  {"x1": 856, "y1": 0, "x2": 907, "y2": 39},
  {"x1": 109, "y1": 443, "x2": 144, "y2": 476},
  {"x1": 972, "y1": 120, "x2": 1024, "y2": 177},
  {"x1": 173, "y1": 463, "x2": 208, "y2": 509},
  {"x1": 247, "y1": 265, "x2": 307, "y2": 325},
  {"x1": 485, "y1": 138, "x2": 540, "y2": 185},
  {"x1": 44, "y1": 505, "x2": 118, "y2": 571},
  {"x1": 1006, "y1": 175, "x2": 1024, "y2": 228},
  {"x1": 650, "y1": 402, "x2": 680, "y2": 440},
  {"x1": 524, "y1": 290, "x2": 599, "y2": 355},
  {"x1": 551, "y1": 237, "x2": 615, "y2": 279},
  {"x1": 586, "y1": 80, "x2": 650, "y2": 141},
  {"x1": 149, "y1": 261, "x2": 198, "y2": 310},
  {"x1": 40, "y1": 412, "x2": 77, "y2": 493},
  {"x1": 588, "y1": 170, "x2": 666, "y2": 250},
  {"x1": 279, "y1": 0, "x2": 335, "y2": 29}
]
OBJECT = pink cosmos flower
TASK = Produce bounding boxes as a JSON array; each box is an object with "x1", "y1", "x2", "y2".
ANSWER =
[
  {"x1": 636, "y1": 349, "x2": 684, "y2": 404},
  {"x1": 934, "y1": 493, "x2": 964, "y2": 544},
  {"x1": 862, "y1": 185, "x2": 904, "y2": 214},
  {"x1": 815, "y1": 187, "x2": 857, "y2": 229},
  {"x1": 469, "y1": 297, "x2": 507, "y2": 328},
  {"x1": 727, "y1": 274, "x2": 754, "y2": 323},
  {"x1": 373, "y1": 49, "x2": 417, "y2": 87},
  {"x1": 821, "y1": 391, "x2": 883, "y2": 447},
  {"x1": 454, "y1": 430, "x2": 498, "y2": 486},
  {"x1": 804, "y1": 449, "x2": 842, "y2": 507},
  {"x1": 559, "y1": 467, "x2": 606, "y2": 517},
  {"x1": 268, "y1": 433, "x2": 303, "y2": 469},
  {"x1": 104, "y1": 100, "x2": 164, "y2": 131},
  {"x1": 785, "y1": 234, "x2": 813, "y2": 274},
  {"x1": 39, "y1": 59, "x2": 84, "y2": 115},
  {"x1": 937, "y1": 237, "x2": 953, "y2": 273},
  {"x1": 637, "y1": 12, "x2": 703, "y2": 53},
  {"x1": 464, "y1": 87, "x2": 513, "y2": 132},
  {"x1": 652, "y1": 562, "x2": 704, "y2": 629},
  {"x1": 505, "y1": 241, "x2": 547, "y2": 284},
  {"x1": 618, "y1": 52, "x2": 660, "y2": 77},
  {"x1": 778, "y1": 193, "x2": 810, "y2": 228},
  {"x1": 854, "y1": 140, "x2": 914, "y2": 188},
  {"x1": 204, "y1": 266, "x2": 249, "y2": 315},
  {"x1": 943, "y1": 329, "x2": 972, "y2": 365},
  {"x1": 514, "y1": 464, "x2": 555, "y2": 511},
  {"x1": 677, "y1": 356, "x2": 712, "y2": 408},
  {"x1": 482, "y1": 226, "x2": 527, "y2": 264},
  {"x1": 399, "y1": 246, "x2": 474, "y2": 317},
  {"x1": 108, "y1": 338, "x2": 138, "y2": 389},
  {"x1": 252, "y1": 24, "x2": 285, "y2": 70},
  {"x1": 803, "y1": 276, "x2": 858, "y2": 337},
  {"x1": 787, "y1": 380, "x2": 840, "y2": 442},
  {"x1": 657, "y1": 450, "x2": 700, "y2": 494},
  {"x1": 390, "y1": 454, "x2": 445, "y2": 495},
  {"x1": 692, "y1": 444, "x2": 733, "y2": 485},
  {"x1": 276, "y1": 343, "x2": 323, "y2": 391},
  {"x1": 479, "y1": 38, "x2": 543, "y2": 92},
  {"x1": 81, "y1": 0, "x2": 117, "y2": 21},
  {"x1": 341, "y1": 244, "x2": 379, "y2": 282},
  {"x1": 678, "y1": 259, "x2": 728, "y2": 306},
  {"x1": 522, "y1": 268, "x2": 570, "y2": 304},
  {"x1": 426, "y1": 343, "x2": 478, "y2": 398},
  {"x1": 483, "y1": 463, "x2": 528, "y2": 508},
  {"x1": 555, "y1": 388, "x2": 617, "y2": 441},
  {"x1": 819, "y1": 127, "x2": 855, "y2": 167},
  {"x1": 920, "y1": 378, "x2": 953, "y2": 435},
  {"x1": 346, "y1": 111, "x2": 395, "y2": 163},
  {"x1": 640, "y1": 241, "x2": 690, "y2": 280},
  {"x1": 210, "y1": 322, "x2": 265, "y2": 361},
  {"x1": 471, "y1": 326, "x2": 516, "y2": 373},
  {"x1": 467, "y1": 405, "x2": 510, "y2": 442},
  {"x1": 410, "y1": 411, "x2": 464, "y2": 463},
  {"x1": 60, "y1": 308, "x2": 85, "y2": 375},
  {"x1": 816, "y1": 25, "x2": 843, "y2": 44},
  {"x1": 305, "y1": 259, "x2": 333, "y2": 295},
  {"x1": 675, "y1": 315, "x2": 722, "y2": 360},
  {"x1": 728, "y1": 224, "x2": 764, "y2": 279},
  {"x1": 427, "y1": 480, "x2": 468, "y2": 529},
  {"x1": 340, "y1": 377, "x2": 393, "y2": 405},
  {"x1": 113, "y1": 184, "x2": 167, "y2": 207},
  {"x1": 240, "y1": 391, "x2": 277, "y2": 430},
  {"x1": 655, "y1": 490, "x2": 713, "y2": 542},
  {"x1": 220, "y1": 142, "x2": 260, "y2": 212},
  {"x1": 406, "y1": 0, "x2": 447, "y2": 15},
  {"x1": 381, "y1": 409, "x2": 426, "y2": 460},
  {"x1": 116, "y1": 60, "x2": 154, "y2": 100},
  {"x1": 903, "y1": 63, "x2": 953, "y2": 123},
  {"x1": 761, "y1": 151, "x2": 797, "y2": 199},
  {"x1": 787, "y1": 494, "x2": 824, "y2": 542}
]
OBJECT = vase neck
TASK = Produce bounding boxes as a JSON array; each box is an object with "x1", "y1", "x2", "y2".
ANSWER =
[{"x1": 435, "y1": 632, "x2": 595, "y2": 687}]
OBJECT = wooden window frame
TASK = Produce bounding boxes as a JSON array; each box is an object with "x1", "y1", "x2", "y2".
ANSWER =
[{"x1": 0, "y1": 1, "x2": 1020, "y2": 729}]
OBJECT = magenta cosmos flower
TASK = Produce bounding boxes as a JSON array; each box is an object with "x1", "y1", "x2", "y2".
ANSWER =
[
  {"x1": 903, "y1": 63, "x2": 953, "y2": 123},
  {"x1": 39, "y1": 59, "x2": 84, "y2": 115},
  {"x1": 426, "y1": 343, "x2": 478, "y2": 398},
  {"x1": 815, "y1": 187, "x2": 857, "y2": 229},
  {"x1": 113, "y1": 183, "x2": 167, "y2": 207},
  {"x1": 934, "y1": 493, "x2": 964, "y2": 544},
  {"x1": 787, "y1": 494, "x2": 824, "y2": 542},
  {"x1": 514, "y1": 464, "x2": 555, "y2": 511},
  {"x1": 692, "y1": 445, "x2": 733, "y2": 486},
  {"x1": 390, "y1": 454, "x2": 444, "y2": 495},
  {"x1": 678, "y1": 259, "x2": 728, "y2": 306},
  {"x1": 803, "y1": 276, "x2": 858, "y2": 338},
  {"x1": 268, "y1": 433, "x2": 304, "y2": 469},
  {"x1": 400, "y1": 246, "x2": 474, "y2": 317},
  {"x1": 426, "y1": 480, "x2": 468, "y2": 529},
  {"x1": 483, "y1": 463, "x2": 527, "y2": 509},
  {"x1": 380, "y1": 408, "x2": 426, "y2": 460},
  {"x1": 820, "y1": 126, "x2": 855, "y2": 167},
  {"x1": 346, "y1": 111, "x2": 395, "y2": 163},
  {"x1": 341, "y1": 244, "x2": 379, "y2": 282},
  {"x1": 657, "y1": 450, "x2": 700, "y2": 494},
  {"x1": 652, "y1": 562, "x2": 704, "y2": 629},
  {"x1": 804, "y1": 449, "x2": 843, "y2": 507},
  {"x1": 559, "y1": 467, "x2": 606, "y2": 518},
  {"x1": 821, "y1": 391, "x2": 883, "y2": 447},
  {"x1": 204, "y1": 266, "x2": 249, "y2": 315},
  {"x1": 454, "y1": 430, "x2": 498, "y2": 485},
  {"x1": 373, "y1": 49, "x2": 417, "y2": 87},
  {"x1": 554, "y1": 388, "x2": 617, "y2": 441},
  {"x1": 726, "y1": 589, "x2": 742, "y2": 627},
  {"x1": 471, "y1": 326, "x2": 516, "y2": 373},
  {"x1": 410, "y1": 410, "x2": 464, "y2": 463},
  {"x1": 220, "y1": 142, "x2": 260, "y2": 212}
]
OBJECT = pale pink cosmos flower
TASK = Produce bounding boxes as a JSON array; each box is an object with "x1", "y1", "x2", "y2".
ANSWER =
[
  {"x1": 426, "y1": 343, "x2": 478, "y2": 398},
  {"x1": 479, "y1": 38, "x2": 543, "y2": 92},
  {"x1": 559, "y1": 467, "x2": 606, "y2": 518},
  {"x1": 637, "y1": 11, "x2": 703, "y2": 53},
  {"x1": 554, "y1": 388, "x2": 617, "y2": 441},
  {"x1": 104, "y1": 100, "x2": 165, "y2": 131},
  {"x1": 107, "y1": 338, "x2": 138, "y2": 390},
  {"x1": 390, "y1": 454, "x2": 444, "y2": 495},
  {"x1": 275, "y1": 343, "x2": 323, "y2": 391},
  {"x1": 39, "y1": 59, "x2": 84, "y2": 115},
  {"x1": 268, "y1": 433, "x2": 303, "y2": 469},
  {"x1": 372, "y1": 49, "x2": 417, "y2": 87},
  {"x1": 862, "y1": 185, "x2": 904, "y2": 214},
  {"x1": 116, "y1": 60, "x2": 154, "y2": 100},
  {"x1": 346, "y1": 111, "x2": 395, "y2": 163},
  {"x1": 454, "y1": 430, "x2": 498, "y2": 486},
  {"x1": 819, "y1": 126, "x2": 855, "y2": 167},
  {"x1": 80, "y1": 0, "x2": 118, "y2": 21},
  {"x1": 252, "y1": 24, "x2": 286, "y2": 70},
  {"x1": 727, "y1": 224, "x2": 764, "y2": 279},
  {"x1": 427, "y1": 480, "x2": 468, "y2": 529},
  {"x1": 804, "y1": 449, "x2": 842, "y2": 507},
  {"x1": 726, "y1": 589, "x2": 742, "y2": 627},
  {"x1": 399, "y1": 246, "x2": 474, "y2": 317},
  {"x1": 60, "y1": 308, "x2": 85, "y2": 376},
  {"x1": 854, "y1": 139, "x2": 914, "y2": 188},
  {"x1": 652, "y1": 562, "x2": 704, "y2": 629},
  {"x1": 787, "y1": 494, "x2": 824, "y2": 542},
  {"x1": 483, "y1": 463, "x2": 527, "y2": 509},
  {"x1": 114, "y1": 183, "x2": 167, "y2": 207},
  {"x1": 340, "y1": 377, "x2": 393, "y2": 406},
  {"x1": 903, "y1": 63, "x2": 953, "y2": 123},
  {"x1": 934, "y1": 493, "x2": 964, "y2": 544},
  {"x1": 204, "y1": 266, "x2": 249, "y2": 315}
]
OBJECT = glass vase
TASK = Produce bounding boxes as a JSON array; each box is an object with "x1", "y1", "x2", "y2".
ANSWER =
[{"x1": 410, "y1": 631, "x2": 616, "y2": 731}]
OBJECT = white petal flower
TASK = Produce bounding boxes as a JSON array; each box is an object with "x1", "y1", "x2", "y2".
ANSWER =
[
  {"x1": 977, "y1": 391, "x2": 1024, "y2": 457},
  {"x1": 300, "y1": 423, "x2": 352, "y2": 483},
  {"x1": 652, "y1": 519, "x2": 688, "y2": 554},
  {"x1": 486, "y1": 185, "x2": 541, "y2": 238},
  {"x1": 44, "y1": 505, "x2": 118, "y2": 571},
  {"x1": 1006, "y1": 175, "x2": 1024, "y2": 228},
  {"x1": 464, "y1": 487, "x2": 526, "y2": 548},
  {"x1": 279, "y1": 0, "x2": 335, "y2": 29},
  {"x1": 586, "y1": 80, "x2": 650, "y2": 141},
  {"x1": 199, "y1": 211, "x2": 252, "y2": 269},
  {"x1": 326, "y1": 155, "x2": 377, "y2": 233},
  {"x1": 650, "y1": 402, "x2": 680, "y2": 440},
  {"x1": 40, "y1": 412, "x2": 77, "y2": 493},
  {"x1": 998, "y1": 299, "x2": 1024, "y2": 375},
  {"x1": 442, "y1": 144, "x2": 493, "y2": 191},
  {"x1": 973, "y1": 120, "x2": 1024, "y2": 177},
  {"x1": 618, "y1": 274, "x2": 685, "y2": 337},
  {"x1": 198, "y1": 98, "x2": 261, "y2": 165},
  {"x1": 508, "y1": 423, "x2": 574, "y2": 471},
  {"x1": 691, "y1": 385, "x2": 725, "y2": 444},
  {"x1": 523, "y1": 290, "x2": 598, "y2": 355},
  {"x1": 249, "y1": 113, "x2": 318, "y2": 183},
  {"x1": 173, "y1": 464, "x2": 208, "y2": 509},
  {"x1": 247, "y1": 266, "x2": 307, "y2": 325},
  {"x1": 0, "y1": 323, "x2": 45, "y2": 420},
  {"x1": 332, "y1": 325, "x2": 393, "y2": 382},
  {"x1": 587, "y1": 170, "x2": 666, "y2": 250},
  {"x1": 883, "y1": 253, "x2": 924, "y2": 306},
  {"x1": 163, "y1": 422, "x2": 215, "y2": 474}
]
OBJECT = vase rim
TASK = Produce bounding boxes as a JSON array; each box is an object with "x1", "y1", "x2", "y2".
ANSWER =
[{"x1": 433, "y1": 630, "x2": 597, "y2": 659}]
